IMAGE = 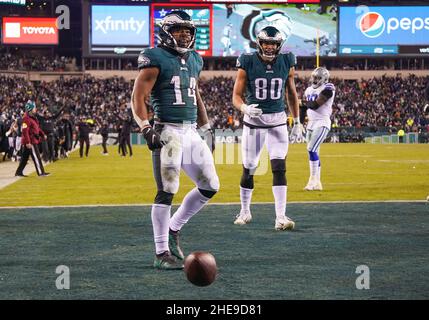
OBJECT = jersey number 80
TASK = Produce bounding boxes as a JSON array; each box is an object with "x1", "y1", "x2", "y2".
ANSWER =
[{"x1": 254, "y1": 78, "x2": 283, "y2": 100}]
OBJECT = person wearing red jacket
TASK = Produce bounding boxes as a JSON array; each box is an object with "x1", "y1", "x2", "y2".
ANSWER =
[{"x1": 15, "y1": 101, "x2": 50, "y2": 177}]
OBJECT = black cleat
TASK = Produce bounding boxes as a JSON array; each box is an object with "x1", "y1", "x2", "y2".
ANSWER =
[{"x1": 169, "y1": 229, "x2": 185, "y2": 260}]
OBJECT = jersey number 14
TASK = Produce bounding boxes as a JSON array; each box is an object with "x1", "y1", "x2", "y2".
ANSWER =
[{"x1": 171, "y1": 76, "x2": 197, "y2": 106}]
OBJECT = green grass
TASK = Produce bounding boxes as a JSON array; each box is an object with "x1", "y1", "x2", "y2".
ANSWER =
[
  {"x1": 0, "y1": 203, "x2": 428, "y2": 299},
  {"x1": 0, "y1": 144, "x2": 428, "y2": 207}
]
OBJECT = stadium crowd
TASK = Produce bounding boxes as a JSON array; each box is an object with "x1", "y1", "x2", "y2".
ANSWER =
[
  {"x1": 1, "y1": 73, "x2": 429, "y2": 163},
  {"x1": 0, "y1": 53, "x2": 76, "y2": 72}
]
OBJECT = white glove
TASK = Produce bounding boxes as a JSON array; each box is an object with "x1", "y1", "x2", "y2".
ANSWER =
[
  {"x1": 240, "y1": 103, "x2": 262, "y2": 118},
  {"x1": 290, "y1": 119, "x2": 304, "y2": 144}
]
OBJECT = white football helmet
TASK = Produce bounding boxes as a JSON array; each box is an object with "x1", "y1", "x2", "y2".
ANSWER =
[{"x1": 310, "y1": 67, "x2": 330, "y2": 89}]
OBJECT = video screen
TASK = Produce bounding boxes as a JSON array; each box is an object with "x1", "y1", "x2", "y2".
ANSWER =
[
  {"x1": 212, "y1": 3, "x2": 337, "y2": 57},
  {"x1": 339, "y1": 6, "x2": 429, "y2": 56},
  {"x1": 90, "y1": 5, "x2": 150, "y2": 55},
  {"x1": 152, "y1": 4, "x2": 212, "y2": 56}
]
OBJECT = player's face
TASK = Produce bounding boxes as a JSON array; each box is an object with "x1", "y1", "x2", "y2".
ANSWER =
[
  {"x1": 260, "y1": 41, "x2": 278, "y2": 58},
  {"x1": 170, "y1": 26, "x2": 192, "y2": 48}
]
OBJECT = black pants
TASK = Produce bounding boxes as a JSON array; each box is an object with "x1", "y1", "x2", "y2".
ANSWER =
[
  {"x1": 102, "y1": 136, "x2": 108, "y2": 154},
  {"x1": 79, "y1": 136, "x2": 90, "y2": 157},
  {"x1": 15, "y1": 144, "x2": 45, "y2": 176},
  {"x1": 46, "y1": 134, "x2": 55, "y2": 161},
  {"x1": 120, "y1": 135, "x2": 132, "y2": 157},
  {"x1": 41, "y1": 140, "x2": 49, "y2": 162}
]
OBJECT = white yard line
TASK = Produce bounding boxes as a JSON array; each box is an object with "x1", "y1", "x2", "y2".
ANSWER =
[{"x1": 0, "y1": 200, "x2": 426, "y2": 210}]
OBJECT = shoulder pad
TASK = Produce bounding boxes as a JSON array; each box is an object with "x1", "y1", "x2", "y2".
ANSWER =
[
  {"x1": 237, "y1": 53, "x2": 251, "y2": 69},
  {"x1": 324, "y1": 83, "x2": 335, "y2": 91},
  {"x1": 137, "y1": 48, "x2": 160, "y2": 70}
]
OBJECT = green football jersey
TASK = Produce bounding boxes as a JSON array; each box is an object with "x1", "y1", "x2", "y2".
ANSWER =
[
  {"x1": 137, "y1": 47, "x2": 203, "y2": 123},
  {"x1": 237, "y1": 52, "x2": 297, "y2": 114}
]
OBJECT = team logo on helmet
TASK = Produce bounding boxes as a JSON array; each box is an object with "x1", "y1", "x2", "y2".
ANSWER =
[
  {"x1": 157, "y1": 10, "x2": 196, "y2": 54},
  {"x1": 359, "y1": 12, "x2": 385, "y2": 38},
  {"x1": 256, "y1": 26, "x2": 285, "y2": 59}
]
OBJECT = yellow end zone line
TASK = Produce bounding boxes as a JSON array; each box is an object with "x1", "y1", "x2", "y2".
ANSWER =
[{"x1": 0, "y1": 200, "x2": 427, "y2": 210}]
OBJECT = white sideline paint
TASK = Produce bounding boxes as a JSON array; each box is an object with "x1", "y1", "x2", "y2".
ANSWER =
[
  {"x1": 378, "y1": 160, "x2": 429, "y2": 163},
  {"x1": 0, "y1": 200, "x2": 426, "y2": 210}
]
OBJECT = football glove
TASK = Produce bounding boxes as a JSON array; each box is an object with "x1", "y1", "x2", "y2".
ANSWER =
[
  {"x1": 142, "y1": 126, "x2": 164, "y2": 151},
  {"x1": 290, "y1": 120, "x2": 304, "y2": 144},
  {"x1": 240, "y1": 103, "x2": 263, "y2": 118}
]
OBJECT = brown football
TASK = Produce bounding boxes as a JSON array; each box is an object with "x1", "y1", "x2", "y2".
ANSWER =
[{"x1": 184, "y1": 252, "x2": 217, "y2": 287}]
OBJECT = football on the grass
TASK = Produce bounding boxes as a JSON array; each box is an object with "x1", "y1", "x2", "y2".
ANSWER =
[{"x1": 184, "y1": 252, "x2": 217, "y2": 287}]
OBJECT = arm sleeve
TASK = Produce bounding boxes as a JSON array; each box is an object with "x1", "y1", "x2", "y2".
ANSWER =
[{"x1": 137, "y1": 49, "x2": 160, "y2": 70}]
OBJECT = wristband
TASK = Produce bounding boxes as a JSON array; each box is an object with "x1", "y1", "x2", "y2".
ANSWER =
[{"x1": 293, "y1": 117, "x2": 300, "y2": 124}]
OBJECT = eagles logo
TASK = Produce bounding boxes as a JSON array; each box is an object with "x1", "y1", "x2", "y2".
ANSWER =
[
  {"x1": 241, "y1": 9, "x2": 293, "y2": 51},
  {"x1": 138, "y1": 54, "x2": 151, "y2": 67}
]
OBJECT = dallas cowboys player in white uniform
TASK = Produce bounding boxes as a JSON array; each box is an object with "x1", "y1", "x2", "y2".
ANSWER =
[{"x1": 302, "y1": 67, "x2": 335, "y2": 191}]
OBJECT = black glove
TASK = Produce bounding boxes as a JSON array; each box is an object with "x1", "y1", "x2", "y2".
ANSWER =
[
  {"x1": 203, "y1": 128, "x2": 215, "y2": 153},
  {"x1": 142, "y1": 126, "x2": 164, "y2": 151}
]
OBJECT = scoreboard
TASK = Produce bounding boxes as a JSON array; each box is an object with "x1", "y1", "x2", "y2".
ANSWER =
[{"x1": 152, "y1": 4, "x2": 212, "y2": 56}]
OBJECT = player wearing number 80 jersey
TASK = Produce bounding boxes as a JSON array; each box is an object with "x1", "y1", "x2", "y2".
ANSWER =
[
  {"x1": 131, "y1": 11, "x2": 219, "y2": 270},
  {"x1": 232, "y1": 26, "x2": 303, "y2": 231}
]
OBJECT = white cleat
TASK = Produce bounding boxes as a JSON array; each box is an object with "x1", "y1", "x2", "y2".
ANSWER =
[
  {"x1": 304, "y1": 178, "x2": 323, "y2": 191},
  {"x1": 234, "y1": 210, "x2": 252, "y2": 225},
  {"x1": 275, "y1": 216, "x2": 295, "y2": 231}
]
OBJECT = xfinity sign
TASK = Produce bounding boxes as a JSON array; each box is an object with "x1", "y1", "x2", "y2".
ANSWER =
[
  {"x1": 340, "y1": 6, "x2": 429, "y2": 46},
  {"x1": 94, "y1": 16, "x2": 145, "y2": 35},
  {"x1": 91, "y1": 5, "x2": 149, "y2": 46}
]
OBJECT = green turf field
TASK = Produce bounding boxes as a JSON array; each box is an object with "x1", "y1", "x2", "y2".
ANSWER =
[
  {"x1": 0, "y1": 143, "x2": 428, "y2": 207},
  {"x1": 0, "y1": 203, "x2": 428, "y2": 299},
  {"x1": 0, "y1": 143, "x2": 428, "y2": 300}
]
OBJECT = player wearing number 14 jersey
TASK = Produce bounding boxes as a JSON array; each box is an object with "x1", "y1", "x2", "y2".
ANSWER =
[
  {"x1": 232, "y1": 26, "x2": 304, "y2": 230},
  {"x1": 131, "y1": 11, "x2": 219, "y2": 270}
]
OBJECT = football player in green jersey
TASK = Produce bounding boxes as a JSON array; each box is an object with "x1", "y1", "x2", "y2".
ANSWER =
[
  {"x1": 232, "y1": 26, "x2": 304, "y2": 230},
  {"x1": 131, "y1": 11, "x2": 219, "y2": 270}
]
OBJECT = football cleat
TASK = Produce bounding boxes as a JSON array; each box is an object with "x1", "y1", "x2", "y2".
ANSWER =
[
  {"x1": 275, "y1": 216, "x2": 295, "y2": 231},
  {"x1": 234, "y1": 210, "x2": 252, "y2": 225},
  {"x1": 153, "y1": 251, "x2": 184, "y2": 270},
  {"x1": 168, "y1": 230, "x2": 185, "y2": 260},
  {"x1": 304, "y1": 177, "x2": 323, "y2": 191}
]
